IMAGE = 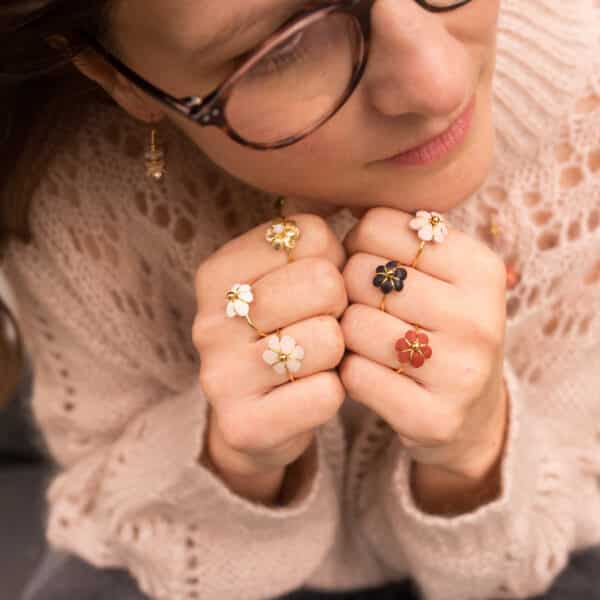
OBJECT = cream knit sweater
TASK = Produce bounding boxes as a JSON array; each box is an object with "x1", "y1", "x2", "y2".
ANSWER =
[{"x1": 3, "y1": 1, "x2": 600, "y2": 599}]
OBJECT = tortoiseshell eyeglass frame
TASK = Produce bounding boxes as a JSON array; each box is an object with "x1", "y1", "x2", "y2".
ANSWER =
[{"x1": 80, "y1": 0, "x2": 472, "y2": 150}]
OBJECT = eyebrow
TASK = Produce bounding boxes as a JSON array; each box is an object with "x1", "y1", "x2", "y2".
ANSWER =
[{"x1": 193, "y1": 0, "x2": 309, "y2": 55}]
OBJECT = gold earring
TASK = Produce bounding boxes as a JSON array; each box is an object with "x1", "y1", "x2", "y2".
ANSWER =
[{"x1": 144, "y1": 128, "x2": 166, "y2": 181}]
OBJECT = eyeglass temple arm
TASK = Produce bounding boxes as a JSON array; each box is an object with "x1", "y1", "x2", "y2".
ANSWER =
[{"x1": 78, "y1": 32, "x2": 205, "y2": 118}]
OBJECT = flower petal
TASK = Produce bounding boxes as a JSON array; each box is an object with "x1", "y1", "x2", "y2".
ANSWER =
[
  {"x1": 395, "y1": 339, "x2": 409, "y2": 351},
  {"x1": 417, "y1": 333, "x2": 429, "y2": 345},
  {"x1": 280, "y1": 335, "x2": 296, "y2": 355},
  {"x1": 262, "y1": 350, "x2": 280, "y2": 365},
  {"x1": 433, "y1": 226, "x2": 448, "y2": 243},
  {"x1": 405, "y1": 330, "x2": 417, "y2": 343},
  {"x1": 267, "y1": 335, "x2": 281, "y2": 352},
  {"x1": 234, "y1": 299, "x2": 249, "y2": 316},
  {"x1": 226, "y1": 302, "x2": 237, "y2": 318},
  {"x1": 409, "y1": 217, "x2": 427, "y2": 230},
  {"x1": 418, "y1": 224, "x2": 434, "y2": 242},
  {"x1": 412, "y1": 353, "x2": 425, "y2": 368},
  {"x1": 292, "y1": 345, "x2": 305, "y2": 360},
  {"x1": 287, "y1": 359, "x2": 301, "y2": 373},
  {"x1": 239, "y1": 284, "x2": 252, "y2": 293},
  {"x1": 239, "y1": 290, "x2": 254, "y2": 303},
  {"x1": 397, "y1": 351, "x2": 411, "y2": 363},
  {"x1": 273, "y1": 362, "x2": 287, "y2": 375},
  {"x1": 416, "y1": 210, "x2": 431, "y2": 219}
]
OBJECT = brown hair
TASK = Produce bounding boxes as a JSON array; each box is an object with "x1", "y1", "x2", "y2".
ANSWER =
[{"x1": 0, "y1": 1, "x2": 114, "y2": 408}]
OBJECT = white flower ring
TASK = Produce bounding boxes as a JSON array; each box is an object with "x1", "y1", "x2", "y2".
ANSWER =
[
  {"x1": 262, "y1": 334, "x2": 305, "y2": 381},
  {"x1": 225, "y1": 283, "x2": 268, "y2": 337}
]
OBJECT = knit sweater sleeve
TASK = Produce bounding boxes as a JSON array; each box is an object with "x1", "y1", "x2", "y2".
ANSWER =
[{"x1": 3, "y1": 105, "x2": 345, "y2": 600}]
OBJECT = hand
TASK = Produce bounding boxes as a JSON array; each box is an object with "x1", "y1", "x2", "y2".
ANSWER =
[
  {"x1": 339, "y1": 207, "x2": 508, "y2": 480},
  {"x1": 192, "y1": 214, "x2": 348, "y2": 482}
]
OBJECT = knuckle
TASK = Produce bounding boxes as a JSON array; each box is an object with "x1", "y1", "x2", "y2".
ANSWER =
[
  {"x1": 317, "y1": 372, "x2": 346, "y2": 417},
  {"x1": 338, "y1": 353, "x2": 363, "y2": 396},
  {"x1": 192, "y1": 315, "x2": 209, "y2": 349},
  {"x1": 316, "y1": 316, "x2": 346, "y2": 366},
  {"x1": 296, "y1": 213, "x2": 338, "y2": 256},
  {"x1": 307, "y1": 258, "x2": 348, "y2": 314},
  {"x1": 198, "y1": 365, "x2": 225, "y2": 401},
  {"x1": 477, "y1": 249, "x2": 507, "y2": 285},
  {"x1": 340, "y1": 303, "x2": 367, "y2": 341},
  {"x1": 426, "y1": 413, "x2": 463, "y2": 445},
  {"x1": 194, "y1": 256, "x2": 217, "y2": 294},
  {"x1": 218, "y1": 412, "x2": 256, "y2": 452},
  {"x1": 472, "y1": 318, "x2": 504, "y2": 349},
  {"x1": 356, "y1": 207, "x2": 391, "y2": 242},
  {"x1": 342, "y1": 253, "x2": 366, "y2": 290}
]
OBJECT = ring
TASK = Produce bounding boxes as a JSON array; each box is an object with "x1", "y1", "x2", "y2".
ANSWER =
[
  {"x1": 408, "y1": 210, "x2": 449, "y2": 270},
  {"x1": 265, "y1": 217, "x2": 301, "y2": 261},
  {"x1": 373, "y1": 261, "x2": 408, "y2": 313},
  {"x1": 225, "y1": 283, "x2": 269, "y2": 337},
  {"x1": 262, "y1": 332, "x2": 305, "y2": 382},
  {"x1": 395, "y1": 326, "x2": 432, "y2": 372}
]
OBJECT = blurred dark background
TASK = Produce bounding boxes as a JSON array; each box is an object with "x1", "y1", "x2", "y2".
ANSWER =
[{"x1": 0, "y1": 356, "x2": 51, "y2": 600}]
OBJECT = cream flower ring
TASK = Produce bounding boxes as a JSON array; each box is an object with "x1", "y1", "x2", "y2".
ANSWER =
[
  {"x1": 262, "y1": 333, "x2": 305, "y2": 382},
  {"x1": 408, "y1": 210, "x2": 450, "y2": 269},
  {"x1": 225, "y1": 283, "x2": 269, "y2": 338}
]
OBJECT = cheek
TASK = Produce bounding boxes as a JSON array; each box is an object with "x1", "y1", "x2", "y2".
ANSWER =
[{"x1": 169, "y1": 111, "x2": 336, "y2": 197}]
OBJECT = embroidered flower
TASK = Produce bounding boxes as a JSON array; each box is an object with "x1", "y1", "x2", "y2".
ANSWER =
[
  {"x1": 225, "y1": 283, "x2": 254, "y2": 318},
  {"x1": 409, "y1": 210, "x2": 449, "y2": 243},
  {"x1": 262, "y1": 334, "x2": 305, "y2": 375},
  {"x1": 395, "y1": 329, "x2": 432, "y2": 368},
  {"x1": 373, "y1": 261, "x2": 408, "y2": 294},
  {"x1": 266, "y1": 218, "x2": 301, "y2": 252}
]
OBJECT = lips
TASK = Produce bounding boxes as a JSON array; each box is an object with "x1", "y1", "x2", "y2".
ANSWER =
[{"x1": 384, "y1": 95, "x2": 475, "y2": 160}]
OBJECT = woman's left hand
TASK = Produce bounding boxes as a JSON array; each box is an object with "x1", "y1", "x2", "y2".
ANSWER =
[{"x1": 339, "y1": 207, "x2": 509, "y2": 481}]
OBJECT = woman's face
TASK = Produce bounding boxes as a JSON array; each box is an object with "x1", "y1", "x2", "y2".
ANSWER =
[{"x1": 110, "y1": 0, "x2": 500, "y2": 214}]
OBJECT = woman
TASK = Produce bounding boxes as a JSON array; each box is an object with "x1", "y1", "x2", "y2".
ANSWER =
[{"x1": 1, "y1": 1, "x2": 600, "y2": 599}]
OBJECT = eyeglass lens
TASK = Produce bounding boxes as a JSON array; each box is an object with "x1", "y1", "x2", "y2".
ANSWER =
[{"x1": 224, "y1": 12, "x2": 361, "y2": 146}]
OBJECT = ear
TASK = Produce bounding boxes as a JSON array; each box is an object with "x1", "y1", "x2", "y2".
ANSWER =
[{"x1": 71, "y1": 47, "x2": 166, "y2": 124}]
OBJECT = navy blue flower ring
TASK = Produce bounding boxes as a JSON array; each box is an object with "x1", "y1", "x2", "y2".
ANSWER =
[{"x1": 373, "y1": 261, "x2": 408, "y2": 312}]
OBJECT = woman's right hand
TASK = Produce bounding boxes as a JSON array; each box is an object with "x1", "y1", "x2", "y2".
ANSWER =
[{"x1": 192, "y1": 213, "x2": 348, "y2": 485}]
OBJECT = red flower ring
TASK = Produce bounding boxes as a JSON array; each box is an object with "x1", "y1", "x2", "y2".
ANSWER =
[{"x1": 395, "y1": 329, "x2": 432, "y2": 369}]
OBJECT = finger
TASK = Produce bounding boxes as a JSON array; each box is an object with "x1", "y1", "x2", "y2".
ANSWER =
[
  {"x1": 340, "y1": 303, "x2": 447, "y2": 386},
  {"x1": 206, "y1": 315, "x2": 345, "y2": 398},
  {"x1": 343, "y1": 207, "x2": 492, "y2": 287},
  {"x1": 339, "y1": 352, "x2": 446, "y2": 443},
  {"x1": 196, "y1": 213, "x2": 346, "y2": 314},
  {"x1": 225, "y1": 257, "x2": 347, "y2": 343},
  {"x1": 219, "y1": 371, "x2": 345, "y2": 451},
  {"x1": 343, "y1": 252, "x2": 460, "y2": 332}
]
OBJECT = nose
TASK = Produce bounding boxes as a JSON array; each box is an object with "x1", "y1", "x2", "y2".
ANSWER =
[{"x1": 363, "y1": 0, "x2": 470, "y2": 118}]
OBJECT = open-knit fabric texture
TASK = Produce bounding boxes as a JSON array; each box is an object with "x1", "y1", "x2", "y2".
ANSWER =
[{"x1": 2, "y1": 1, "x2": 600, "y2": 599}]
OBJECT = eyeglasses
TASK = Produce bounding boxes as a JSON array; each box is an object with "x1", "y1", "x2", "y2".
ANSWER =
[{"x1": 81, "y1": 0, "x2": 473, "y2": 151}]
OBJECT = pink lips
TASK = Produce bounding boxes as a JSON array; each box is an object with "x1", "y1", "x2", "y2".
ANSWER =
[{"x1": 384, "y1": 96, "x2": 476, "y2": 167}]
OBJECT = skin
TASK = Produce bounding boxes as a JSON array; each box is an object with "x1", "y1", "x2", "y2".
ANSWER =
[{"x1": 73, "y1": 0, "x2": 508, "y2": 506}]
